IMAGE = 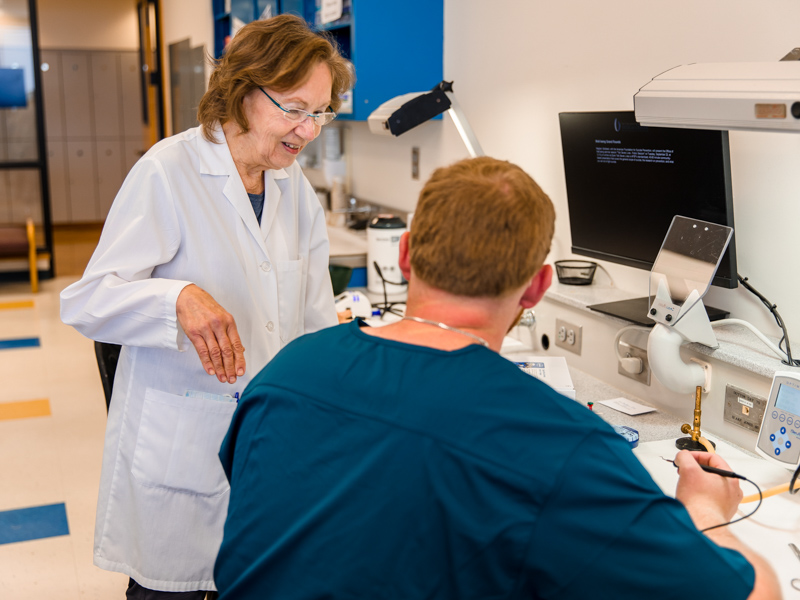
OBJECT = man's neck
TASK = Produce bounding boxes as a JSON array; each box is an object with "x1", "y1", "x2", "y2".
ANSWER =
[{"x1": 362, "y1": 282, "x2": 521, "y2": 352}]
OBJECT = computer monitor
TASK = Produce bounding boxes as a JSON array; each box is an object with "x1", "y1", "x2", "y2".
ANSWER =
[{"x1": 558, "y1": 110, "x2": 737, "y2": 324}]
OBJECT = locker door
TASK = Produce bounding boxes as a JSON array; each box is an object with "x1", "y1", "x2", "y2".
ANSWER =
[
  {"x1": 95, "y1": 140, "x2": 124, "y2": 218},
  {"x1": 61, "y1": 51, "x2": 94, "y2": 139},
  {"x1": 120, "y1": 52, "x2": 144, "y2": 140},
  {"x1": 66, "y1": 141, "x2": 98, "y2": 221},
  {"x1": 92, "y1": 52, "x2": 122, "y2": 139},
  {"x1": 47, "y1": 140, "x2": 70, "y2": 223}
]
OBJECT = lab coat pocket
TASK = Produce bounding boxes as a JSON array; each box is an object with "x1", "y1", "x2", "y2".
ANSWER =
[
  {"x1": 131, "y1": 388, "x2": 237, "y2": 497},
  {"x1": 276, "y1": 257, "x2": 307, "y2": 344}
]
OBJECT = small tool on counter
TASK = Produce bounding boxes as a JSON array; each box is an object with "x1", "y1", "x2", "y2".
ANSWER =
[{"x1": 661, "y1": 457, "x2": 744, "y2": 480}]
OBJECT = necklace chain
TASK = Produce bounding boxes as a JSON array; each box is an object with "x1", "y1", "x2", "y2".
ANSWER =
[{"x1": 401, "y1": 316, "x2": 490, "y2": 348}]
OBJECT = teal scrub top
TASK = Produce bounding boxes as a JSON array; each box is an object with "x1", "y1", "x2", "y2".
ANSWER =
[{"x1": 215, "y1": 320, "x2": 754, "y2": 599}]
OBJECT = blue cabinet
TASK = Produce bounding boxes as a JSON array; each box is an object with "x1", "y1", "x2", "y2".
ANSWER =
[{"x1": 212, "y1": 0, "x2": 443, "y2": 121}]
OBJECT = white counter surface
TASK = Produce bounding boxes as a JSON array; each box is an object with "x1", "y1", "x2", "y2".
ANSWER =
[{"x1": 327, "y1": 225, "x2": 367, "y2": 268}]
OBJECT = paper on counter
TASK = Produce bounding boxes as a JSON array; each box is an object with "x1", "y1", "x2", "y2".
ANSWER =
[{"x1": 598, "y1": 397, "x2": 656, "y2": 416}]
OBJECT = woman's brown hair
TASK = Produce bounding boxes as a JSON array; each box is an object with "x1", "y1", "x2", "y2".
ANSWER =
[{"x1": 197, "y1": 14, "x2": 354, "y2": 141}]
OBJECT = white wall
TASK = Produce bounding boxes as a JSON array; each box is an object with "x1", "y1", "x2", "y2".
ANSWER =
[
  {"x1": 37, "y1": 0, "x2": 138, "y2": 49},
  {"x1": 345, "y1": 0, "x2": 800, "y2": 343}
]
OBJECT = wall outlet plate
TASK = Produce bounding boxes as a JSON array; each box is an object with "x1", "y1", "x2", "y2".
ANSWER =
[
  {"x1": 555, "y1": 318, "x2": 582, "y2": 355},
  {"x1": 723, "y1": 384, "x2": 766, "y2": 433},
  {"x1": 617, "y1": 341, "x2": 651, "y2": 386}
]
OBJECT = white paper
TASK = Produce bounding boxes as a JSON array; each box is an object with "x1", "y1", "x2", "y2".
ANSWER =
[
  {"x1": 320, "y1": 0, "x2": 343, "y2": 24},
  {"x1": 598, "y1": 397, "x2": 656, "y2": 415}
]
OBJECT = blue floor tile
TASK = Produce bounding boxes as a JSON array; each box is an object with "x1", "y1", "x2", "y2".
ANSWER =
[
  {"x1": 0, "y1": 503, "x2": 69, "y2": 545},
  {"x1": 0, "y1": 337, "x2": 40, "y2": 350}
]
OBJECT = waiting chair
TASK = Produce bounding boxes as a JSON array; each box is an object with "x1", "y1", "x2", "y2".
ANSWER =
[
  {"x1": 0, "y1": 217, "x2": 41, "y2": 293},
  {"x1": 95, "y1": 341, "x2": 122, "y2": 412}
]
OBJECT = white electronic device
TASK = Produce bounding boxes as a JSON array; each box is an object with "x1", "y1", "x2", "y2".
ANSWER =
[
  {"x1": 335, "y1": 291, "x2": 373, "y2": 319},
  {"x1": 755, "y1": 371, "x2": 800, "y2": 468},
  {"x1": 634, "y1": 62, "x2": 800, "y2": 133}
]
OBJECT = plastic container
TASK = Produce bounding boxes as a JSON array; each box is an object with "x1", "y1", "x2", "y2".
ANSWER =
[
  {"x1": 554, "y1": 260, "x2": 597, "y2": 285},
  {"x1": 367, "y1": 215, "x2": 406, "y2": 294}
]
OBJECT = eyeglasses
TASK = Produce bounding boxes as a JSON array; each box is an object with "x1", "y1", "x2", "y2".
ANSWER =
[{"x1": 259, "y1": 88, "x2": 337, "y2": 127}]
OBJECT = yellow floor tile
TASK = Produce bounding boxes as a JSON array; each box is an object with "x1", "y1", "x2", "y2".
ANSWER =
[{"x1": 0, "y1": 399, "x2": 51, "y2": 421}]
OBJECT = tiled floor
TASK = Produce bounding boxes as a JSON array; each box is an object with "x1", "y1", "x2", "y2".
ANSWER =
[{"x1": 1, "y1": 226, "x2": 129, "y2": 598}]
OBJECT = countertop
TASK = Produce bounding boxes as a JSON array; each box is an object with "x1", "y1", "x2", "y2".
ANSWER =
[
  {"x1": 327, "y1": 224, "x2": 367, "y2": 268},
  {"x1": 545, "y1": 281, "x2": 791, "y2": 379}
]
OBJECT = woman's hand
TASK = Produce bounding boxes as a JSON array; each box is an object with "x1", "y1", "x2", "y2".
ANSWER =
[{"x1": 176, "y1": 284, "x2": 246, "y2": 383}]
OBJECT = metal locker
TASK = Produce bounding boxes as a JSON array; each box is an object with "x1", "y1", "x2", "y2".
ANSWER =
[
  {"x1": 95, "y1": 140, "x2": 124, "y2": 218},
  {"x1": 61, "y1": 51, "x2": 94, "y2": 140},
  {"x1": 120, "y1": 52, "x2": 144, "y2": 140},
  {"x1": 47, "y1": 140, "x2": 70, "y2": 223},
  {"x1": 92, "y1": 52, "x2": 123, "y2": 139},
  {"x1": 66, "y1": 140, "x2": 99, "y2": 221}
]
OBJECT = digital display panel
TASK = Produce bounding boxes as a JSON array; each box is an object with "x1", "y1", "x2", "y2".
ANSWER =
[{"x1": 775, "y1": 383, "x2": 800, "y2": 418}]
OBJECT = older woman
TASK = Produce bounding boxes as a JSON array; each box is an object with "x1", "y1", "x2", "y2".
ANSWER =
[{"x1": 60, "y1": 14, "x2": 354, "y2": 599}]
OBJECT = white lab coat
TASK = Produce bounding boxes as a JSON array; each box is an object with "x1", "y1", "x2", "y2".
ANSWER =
[{"x1": 60, "y1": 125, "x2": 337, "y2": 592}]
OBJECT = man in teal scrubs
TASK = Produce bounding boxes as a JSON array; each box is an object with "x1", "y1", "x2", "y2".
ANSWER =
[{"x1": 215, "y1": 157, "x2": 778, "y2": 599}]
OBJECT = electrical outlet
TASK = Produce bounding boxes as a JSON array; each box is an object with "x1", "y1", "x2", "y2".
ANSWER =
[
  {"x1": 555, "y1": 318, "x2": 582, "y2": 355},
  {"x1": 617, "y1": 341, "x2": 651, "y2": 385},
  {"x1": 723, "y1": 384, "x2": 766, "y2": 433}
]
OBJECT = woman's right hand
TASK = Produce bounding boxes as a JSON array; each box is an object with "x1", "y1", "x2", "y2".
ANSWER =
[{"x1": 176, "y1": 284, "x2": 246, "y2": 383}]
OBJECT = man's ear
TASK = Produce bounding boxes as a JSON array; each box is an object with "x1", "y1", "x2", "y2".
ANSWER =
[
  {"x1": 398, "y1": 232, "x2": 411, "y2": 280},
  {"x1": 520, "y1": 264, "x2": 553, "y2": 308}
]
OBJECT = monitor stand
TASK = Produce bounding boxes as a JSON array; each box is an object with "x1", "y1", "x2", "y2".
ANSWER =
[{"x1": 588, "y1": 297, "x2": 730, "y2": 327}]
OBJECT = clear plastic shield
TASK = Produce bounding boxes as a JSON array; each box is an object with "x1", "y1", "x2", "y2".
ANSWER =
[{"x1": 649, "y1": 216, "x2": 733, "y2": 323}]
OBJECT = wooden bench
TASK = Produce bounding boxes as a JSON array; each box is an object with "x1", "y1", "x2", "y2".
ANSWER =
[{"x1": 0, "y1": 218, "x2": 44, "y2": 293}]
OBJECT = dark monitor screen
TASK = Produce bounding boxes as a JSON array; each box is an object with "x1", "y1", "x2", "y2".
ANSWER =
[{"x1": 558, "y1": 111, "x2": 737, "y2": 288}]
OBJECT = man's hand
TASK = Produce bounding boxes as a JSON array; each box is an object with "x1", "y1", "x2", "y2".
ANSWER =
[
  {"x1": 674, "y1": 450, "x2": 743, "y2": 531},
  {"x1": 176, "y1": 284, "x2": 246, "y2": 383},
  {"x1": 675, "y1": 450, "x2": 782, "y2": 599}
]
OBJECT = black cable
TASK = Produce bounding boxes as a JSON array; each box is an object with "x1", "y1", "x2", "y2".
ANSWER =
[
  {"x1": 789, "y1": 462, "x2": 800, "y2": 495},
  {"x1": 700, "y1": 476, "x2": 763, "y2": 533},
  {"x1": 737, "y1": 273, "x2": 800, "y2": 367},
  {"x1": 373, "y1": 261, "x2": 407, "y2": 319}
]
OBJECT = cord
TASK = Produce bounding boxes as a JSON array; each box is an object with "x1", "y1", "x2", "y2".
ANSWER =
[
  {"x1": 594, "y1": 263, "x2": 614, "y2": 287},
  {"x1": 741, "y1": 462, "x2": 800, "y2": 503},
  {"x1": 701, "y1": 476, "x2": 763, "y2": 533},
  {"x1": 372, "y1": 261, "x2": 406, "y2": 319},
  {"x1": 613, "y1": 325, "x2": 651, "y2": 374},
  {"x1": 710, "y1": 318, "x2": 788, "y2": 362},
  {"x1": 697, "y1": 436, "x2": 716, "y2": 453},
  {"x1": 737, "y1": 273, "x2": 800, "y2": 367}
]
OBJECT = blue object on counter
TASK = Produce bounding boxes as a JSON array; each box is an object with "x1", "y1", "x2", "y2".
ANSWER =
[
  {"x1": 612, "y1": 425, "x2": 639, "y2": 449},
  {"x1": 348, "y1": 267, "x2": 367, "y2": 288}
]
